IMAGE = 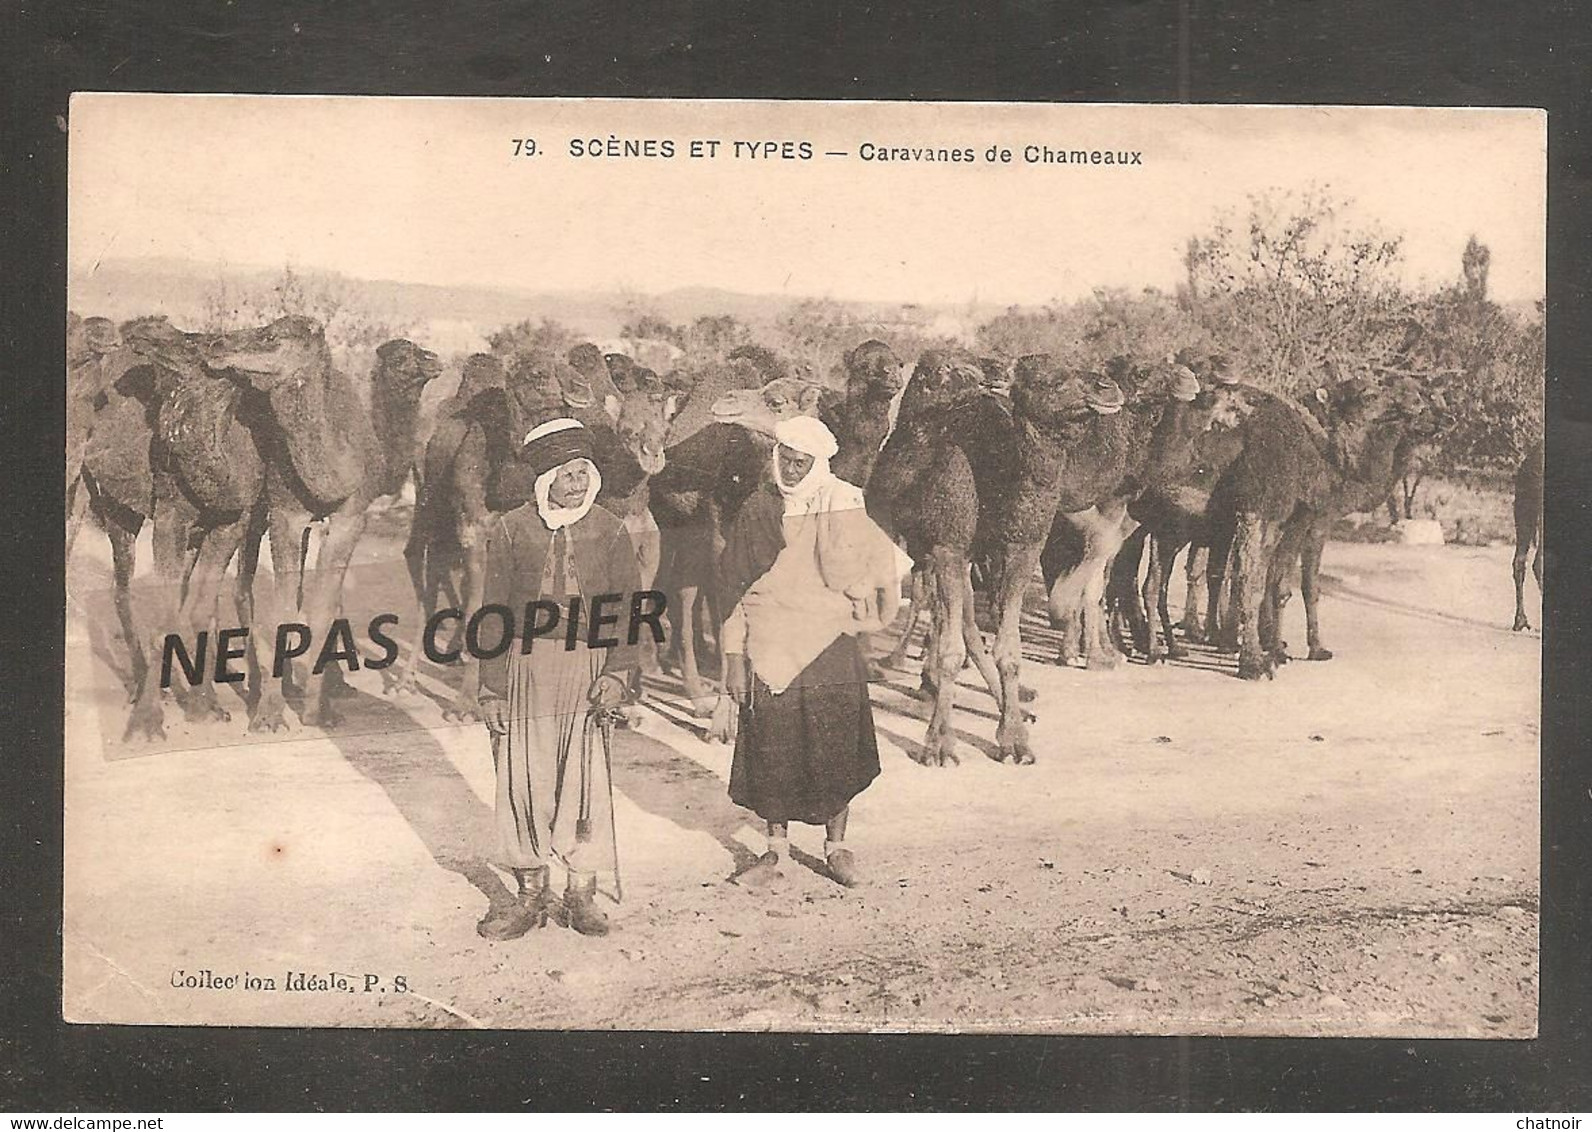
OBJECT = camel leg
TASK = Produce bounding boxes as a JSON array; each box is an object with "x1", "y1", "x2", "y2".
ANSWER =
[
  {"x1": 1152, "y1": 541, "x2": 1190, "y2": 665},
  {"x1": 993, "y1": 541, "x2": 1042, "y2": 764},
  {"x1": 125, "y1": 481, "x2": 200, "y2": 740},
  {"x1": 255, "y1": 485, "x2": 313, "y2": 731},
  {"x1": 1141, "y1": 534, "x2": 1165, "y2": 663},
  {"x1": 388, "y1": 529, "x2": 435, "y2": 697},
  {"x1": 1047, "y1": 514, "x2": 1093, "y2": 668},
  {"x1": 1205, "y1": 522, "x2": 1238, "y2": 653},
  {"x1": 918, "y1": 547, "x2": 965, "y2": 768},
  {"x1": 297, "y1": 507, "x2": 369, "y2": 728},
  {"x1": 1180, "y1": 543, "x2": 1208, "y2": 643},
  {"x1": 1512, "y1": 529, "x2": 1533, "y2": 632},
  {"x1": 172, "y1": 517, "x2": 249, "y2": 724},
  {"x1": 1300, "y1": 519, "x2": 1333, "y2": 660},
  {"x1": 234, "y1": 501, "x2": 291, "y2": 733},
  {"x1": 442, "y1": 525, "x2": 489, "y2": 722},
  {"x1": 1232, "y1": 514, "x2": 1281, "y2": 681},
  {"x1": 1083, "y1": 507, "x2": 1133, "y2": 668},
  {"x1": 106, "y1": 514, "x2": 165, "y2": 743},
  {"x1": 66, "y1": 474, "x2": 92, "y2": 567},
  {"x1": 881, "y1": 566, "x2": 928, "y2": 673},
  {"x1": 1112, "y1": 526, "x2": 1151, "y2": 657},
  {"x1": 672, "y1": 583, "x2": 714, "y2": 710}
]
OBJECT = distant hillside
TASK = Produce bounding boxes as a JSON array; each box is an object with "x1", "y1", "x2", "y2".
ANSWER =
[{"x1": 66, "y1": 258, "x2": 999, "y2": 345}]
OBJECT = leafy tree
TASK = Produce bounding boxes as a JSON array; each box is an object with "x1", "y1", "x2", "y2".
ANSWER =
[
  {"x1": 1184, "y1": 186, "x2": 1407, "y2": 396},
  {"x1": 487, "y1": 316, "x2": 582, "y2": 361}
]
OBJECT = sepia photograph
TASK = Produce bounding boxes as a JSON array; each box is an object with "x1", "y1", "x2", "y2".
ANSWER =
[{"x1": 62, "y1": 95, "x2": 1544, "y2": 1036}]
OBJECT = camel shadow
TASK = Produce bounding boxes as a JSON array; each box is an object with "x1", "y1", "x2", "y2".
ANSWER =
[
  {"x1": 313, "y1": 686, "x2": 517, "y2": 919},
  {"x1": 607, "y1": 724, "x2": 761, "y2": 875},
  {"x1": 872, "y1": 718, "x2": 1005, "y2": 767}
]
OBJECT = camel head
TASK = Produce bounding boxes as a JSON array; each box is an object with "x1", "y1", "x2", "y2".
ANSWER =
[
  {"x1": 711, "y1": 376, "x2": 828, "y2": 436},
  {"x1": 1136, "y1": 360, "x2": 1202, "y2": 404},
  {"x1": 567, "y1": 342, "x2": 609, "y2": 382},
  {"x1": 843, "y1": 339, "x2": 906, "y2": 401},
  {"x1": 373, "y1": 338, "x2": 443, "y2": 396},
  {"x1": 726, "y1": 343, "x2": 792, "y2": 384},
  {"x1": 1375, "y1": 370, "x2": 1455, "y2": 439},
  {"x1": 201, "y1": 315, "x2": 332, "y2": 394},
  {"x1": 1012, "y1": 354, "x2": 1125, "y2": 427},
  {"x1": 453, "y1": 352, "x2": 507, "y2": 412},
  {"x1": 900, "y1": 349, "x2": 988, "y2": 419},
  {"x1": 502, "y1": 351, "x2": 594, "y2": 443},
  {"x1": 976, "y1": 356, "x2": 1014, "y2": 397},
  {"x1": 114, "y1": 316, "x2": 211, "y2": 387},
  {"x1": 606, "y1": 389, "x2": 681, "y2": 476},
  {"x1": 68, "y1": 314, "x2": 121, "y2": 368}
]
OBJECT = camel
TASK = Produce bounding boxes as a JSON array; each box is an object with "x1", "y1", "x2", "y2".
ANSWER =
[
  {"x1": 866, "y1": 347, "x2": 998, "y2": 679},
  {"x1": 66, "y1": 314, "x2": 124, "y2": 562},
  {"x1": 1038, "y1": 358, "x2": 1203, "y2": 669},
  {"x1": 71, "y1": 316, "x2": 274, "y2": 739},
  {"x1": 872, "y1": 355, "x2": 1126, "y2": 765},
  {"x1": 1512, "y1": 439, "x2": 1544, "y2": 631},
  {"x1": 1200, "y1": 368, "x2": 1450, "y2": 679},
  {"x1": 649, "y1": 357, "x2": 773, "y2": 708},
  {"x1": 392, "y1": 348, "x2": 674, "y2": 718},
  {"x1": 200, "y1": 318, "x2": 440, "y2": 729},
  {"x1": 1100, "y1": 359, "x2": 1254, "y2": 663},
  {"x1": 1253, "y1": 370, "x2": 1453, "y2": 668}
]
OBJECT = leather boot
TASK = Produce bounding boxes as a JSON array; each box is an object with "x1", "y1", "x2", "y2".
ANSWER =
[
  {"x1": 477, "y1": 866, "x2": 551, "y2": 941},
  {"x1": 561, "y1": 873, "x2": 611, "y2": 937}
]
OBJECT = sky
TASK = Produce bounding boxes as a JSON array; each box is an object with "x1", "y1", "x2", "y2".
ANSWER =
[{"x1": 68, "y1": 96, "x2": 1547, "y2": 308}]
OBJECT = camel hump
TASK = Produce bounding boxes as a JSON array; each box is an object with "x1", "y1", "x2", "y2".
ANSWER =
[
  {"x1": 84, "y1": 394, "x2": 155, "y2": 517},
  {"x1": 158, "y1": 370, "x2": 256, "y2": 515}
]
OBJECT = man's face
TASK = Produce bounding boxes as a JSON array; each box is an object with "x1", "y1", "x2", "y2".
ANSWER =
[
  {"x1": 777, "y1": 444, "x2": 815, "y2": 486},
  {"x1": 548, "y1": 460, "x2": 591, "y2": 508}
]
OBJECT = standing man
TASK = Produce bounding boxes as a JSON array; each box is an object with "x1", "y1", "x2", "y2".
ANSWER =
[
  {"x1": 718, "y1": 416, "x2": 911, "y2": 888},
  {"x1": 476, "y1": 418, "x2": 643, "y2": 941}
]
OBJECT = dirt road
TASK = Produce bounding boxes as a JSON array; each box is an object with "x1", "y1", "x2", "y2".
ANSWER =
[{"x1": 63, "y1": 538, "x2": 1540, "y2": 1035}]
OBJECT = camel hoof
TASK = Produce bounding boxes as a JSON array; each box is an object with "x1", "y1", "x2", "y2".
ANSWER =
[
  {"x1": 914, "y1": 732, "x2": 960, "y2": 767},
  {"x1": 248, "y1": 704, "x2": 292, "y2": 733},
  {"x1": 1237, "y1": 655, "x2": 1275, "y2": 682},
  {"x1": 122, "y1": 703, "x2": 167, "y2": 743},
  {"x1": 1018, "y1": 684, "x2": 1036, "y2": 704},
  {"x1": 1165, "y1": 643, "x2": 1188, "y2": 661},
  {"x1": 301, "y1": 700, "x2": 343, "y2": 729},
  {"x1": 1000, "y1": 740, "x2": 1035, "y2": 765},
  {"x1": 1511, "y1": 617, "x2": 1530, "y2": 632},
  {"x1": 1307, "y1": 647, "x2": 1334, "y2": 661},
  {"x1": 917, "y1": 675, "x2": 939, "y2": 701},
  {"x1": 442, "y1": 697, "x2": 484, "y2": 724},
  {"x1": 182, "y1": 699, "x2": 231, "y2": 725}
]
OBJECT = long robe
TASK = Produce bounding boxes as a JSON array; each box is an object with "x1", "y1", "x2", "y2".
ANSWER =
[{"x1": 481, "y1": 502, "x2": 642, "y2": 872}]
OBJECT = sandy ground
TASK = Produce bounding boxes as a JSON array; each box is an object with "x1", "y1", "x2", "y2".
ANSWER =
[{"x1": 62, "y1": 530, "x2": 1540, "y2": 1035}]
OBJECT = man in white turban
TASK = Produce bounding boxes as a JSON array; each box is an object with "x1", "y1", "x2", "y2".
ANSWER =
[{"x1": 717, "y1": 416, "x2": 911, "y2": 889}]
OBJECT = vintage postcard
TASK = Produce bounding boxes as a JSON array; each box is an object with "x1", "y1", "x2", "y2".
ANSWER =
[{"x1": 64, "y1": 96, "x2": 1544, "y2": 1034}]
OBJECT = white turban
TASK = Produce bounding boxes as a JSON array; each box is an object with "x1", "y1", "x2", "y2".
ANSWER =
[{"x1": 773, "y1": 415, "x2": 839, "y2": 461}]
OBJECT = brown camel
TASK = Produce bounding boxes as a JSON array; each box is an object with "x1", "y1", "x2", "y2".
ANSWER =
[
  {"x1": 393, "y1": 349, "x2": 675, "y2": 717},
  {"x1": 66, "y1": 313, "x2": 124, "y2": 562},
  {"x1": 649, "y1": 357, "x2": 776, "y2": 708},
  {"x1": 1200, "y1": 368, "x2": 1449, "y2": 679},
  {"x1": 1038, "y1": 358, "x2": 1203, "y2": 669},
  {"x1": 1512, "y1": 439, "x2": 1544, "y2": 631},
  {"x1": 871, "y1": 355, "x2": 1125, "y2": 765},
  {"x1": 200, "y1": 318, "x2": 440, "y2": 729},
  {"x1": 73, "y1": 317, "x2": 273, "y2": 739},
  {"x1": 866, "y1": 347, "x2": 998, "y2": 679}
]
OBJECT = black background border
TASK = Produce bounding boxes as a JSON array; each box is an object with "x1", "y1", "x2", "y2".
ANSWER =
[{"x1": 3, "y1": 0, "x2": 1589, "y2": 1112}]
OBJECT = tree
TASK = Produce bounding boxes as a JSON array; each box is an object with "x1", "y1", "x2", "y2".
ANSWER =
[
  {"x1": 487, "y1": 317, "x2": 582, "y2": 360},
  {"x1": 1184, "y1": 186, "x2": 1407, "y2": 396}
]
